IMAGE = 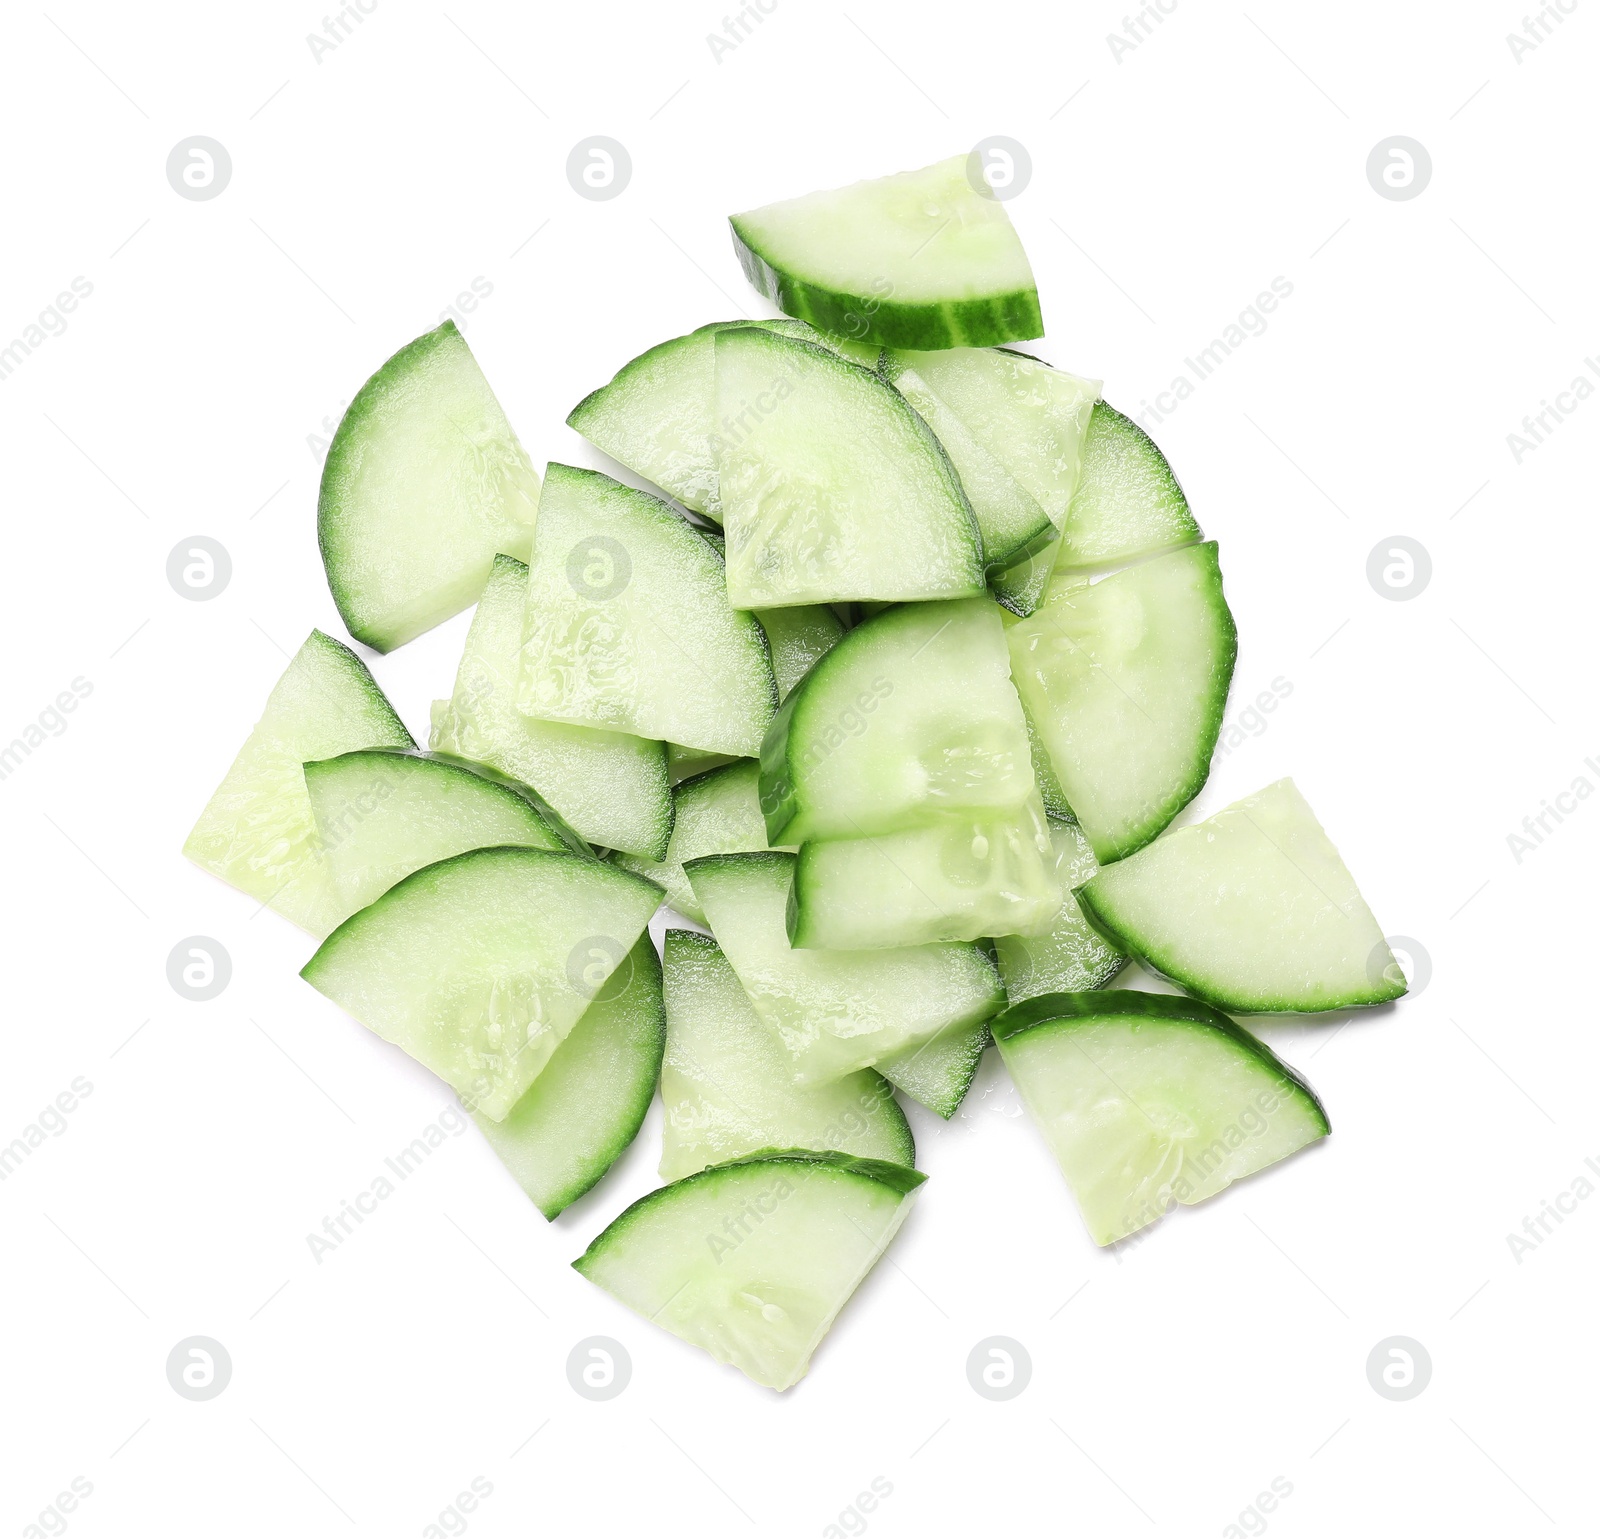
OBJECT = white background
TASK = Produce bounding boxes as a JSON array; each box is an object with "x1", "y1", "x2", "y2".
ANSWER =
[{"x1": 2, "y1": 2, "x2": 1596, "y2": 1534}]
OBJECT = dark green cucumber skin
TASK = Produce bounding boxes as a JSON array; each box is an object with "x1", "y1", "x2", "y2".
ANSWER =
[
  {"x1": 730, "y1": 223, "x2": 1043, "y2": 351},
  {"x1": 989, "y1": 989, "x2": 1330, "y2": 1135},
  {"x1": 878, "y1": 1026, "x2": 991, "y2": 1120}
]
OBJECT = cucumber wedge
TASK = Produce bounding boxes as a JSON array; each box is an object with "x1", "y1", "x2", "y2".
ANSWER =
[
  {"x1": 573, "y1": 1150, "x2": 925, "y2": 1390},
  {"x1": 517, "y1": 464, "x2": 776, "y2": 756},
  {"x1": 755, "y1": 603, "x2": 845, "y2": 700},
  {"x1": 1077, "y1": 780, "x2": 1405, "y2": 1014},
  {"x1": 730, "y1": 157, "x2": 1042, "y2": 350},
  {"x1": 473, "y1": 936, "x2": 663, "y2": 1219},
  {"x1": 318, "y1": 321, "x2": 541, "y2": 652},
  {"x1": 789, "y1": 792, "x2": 1061, "y2": 949},
  {"x1": 300, "y1": 847, "x2": 662, "y2": 1119},
  {"x1": 874, "y1": 1018, "x2": 990, "y2": 1119},
  {"x1": 1006, "y1": 543, "x2": 1237, "y2": 861},
  {"x1": 713, "y1": 326, "x2": 986, "y2": 608},
  {"x1": 686, "y1": 853, "x2": 1004, "y2": 1086},
  {"x1": 660, "y1": 930, "x2": 914, "y2": 1180},
  {"x1": 183, "y1": 630, "x2": 414, "y2": 936},
  {"x1": 430, "y1": 555, "x2": 672, "y2": 861},
  {"x1": 994, "y1": 818, "x2": 1126, "y2": 1003},
  {"x1": 760, "y1": 596, "x2": 1038, "y2": 846},
  {"x1": 667, "y1": 744, "x2": 736, "y2": 784},
  {"x1": 993, "y1": 991, "x2": 1330, "y2": 1245}
]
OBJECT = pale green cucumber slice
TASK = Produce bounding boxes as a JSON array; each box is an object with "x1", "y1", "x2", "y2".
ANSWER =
[
  {"x1": 1077, "y1": 779, "x2": 1405, "y2": 1014},
  {"x1": 994, "y1": 818, "x2": 1126, "y2": 1003},
  {"x1": 686, "y1": 853, "x2": 1003, "y2": 1086},
  {"x1": 517, "y1": 464, "x2": 776, "y2": 756},
  {"x1": 318, "y1": 321, "x2": 540, "y2": 652},
  {"x1": 789, "y1": 792, "x2": 1061, "y2": 949},
  {"x1": 430, "y1": 555, "x2": 672, "y2": 861},
  {"x1": 1006, "y1": 543, "x2": 1237, "y2": 862},
  {"x1": 712, "y1": 326, "x2": 985, "y2": 608},
  {"x1": 473, "y1": 936, "x2": 663, "y2": 1219},
  {"x1": 760, "y1": 596, "x2": 1037, "y2": 846},
  {"x1": 300, "y1": 847, "x2": 661, "y2": 1119},
  {"x1": 183, "y1": 630, "x2": 414, "y2": 936},
  {"x1": 573, "y1": 1150, "x2": 924, "y2": 1390},
  {"x1": 1020, "y1": 695, "x2": 1072, "y2": 819},
  {"x1": 874, "y1": 1018, "x2": 990, "y2": 1119},
  {"x1": 993, "y1": 990, "x2": 1330, "y2": 1245},
  {"x1": 730, "y1": 157, "x2": 1042, "y2": 350},
  {"x1": 667, "y1": 744, "x2": 736, "y2": 783},
  {"x1": 660, "y1": 930, "x2": 913, "y2": 1180},
  {"x1": 755, "y1": 603, "x2": 845, "y2": 699}
]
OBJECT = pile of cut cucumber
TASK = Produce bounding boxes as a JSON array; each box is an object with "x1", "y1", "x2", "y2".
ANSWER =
[{"x1": 186, "y1": 156, "x2": 1404, "y2": 1392}]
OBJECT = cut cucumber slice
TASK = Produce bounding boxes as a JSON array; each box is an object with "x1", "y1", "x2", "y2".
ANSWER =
[
  {"x1": 686, "y1": 853, "x2": 1004, "y2": 1086},
  {"x1": 183, "y1": 630, "x2": 414, "y2": 936},
  {"x1": 660, "y1": 930, "x2": 914, "y2": 1180},
  {"x1": 318, "y1": 321, "x2": 541, "y2": 652},
  {"x1": 517, "y1": 464, "x2": 776, "y2": 756},
  {"x1": 994, "y1": 818, "x2": 1126, "y2": 1003},
  {"x1": 667, "y1": 743, "x2": 736, "y2": 784},
  {"x1": 1020, "y1": 695, "x2": 1072, "y2": 819},
  {"x1": 300, "y1": 847, "x2": 662, "y2": 1119},
  {"x1": 473, "y1": 936, "x2": 663, "y2": 1219},
  {"x1": 874, "y1": 1018, "x2": 990, "y2": 1119},
  {"x1": 1077, "y1": 780, "x2": 1405, "y2": 1014},
  {"x1": 754, "y1": 603, "x2": 845, "y2": 700},
  {"x1": 431, "y1": 555, "x2": 672, "y2": 861},
  {"x1": 1006, "y1": 542, "x2": 1237, "y2": 861},
  {"x1": 992, "y1": 990, "x2": 1330, "y2": 1245},
  {"x1": 573, "y1": 1150, "x2": 924, "y2": 1390},
  {"x1": 760, "y1": 596, "x2": 1038, "y2": 846},
  {"x1": 730, "y1": 157, "x2": 1042, "y2": 350},
  {"x1": 303, "y1": 749, "x2": 581, "y2": 930},
  {"x1": 789, "y1": 792, "x2": 1061, "y2": 949},
  {"x1": 712, "y1": 326, "x2": 985, "y2": 608}
]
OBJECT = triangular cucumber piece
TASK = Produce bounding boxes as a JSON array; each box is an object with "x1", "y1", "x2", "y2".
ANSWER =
[
  {"x1": 730, "y1": 157, "x2": 1042, "y2": 350},
  {"x1": 660, "y1": 930, "x2": 914, "y2": 1181},
  {"x1": 1006, "y1": 542, "x2": 1237, "y2": 862},
  {"x1": 429, "y1": 555, "x2": 672, "y2": 861},
  {"x1": 318, "y1": 321, "x2": 541, "y2": 651},
  {"x1": 712, "y1": 327, "x2": 986, "y2": 608},
  {"x1": 1077, "y1": 780, "x2": 1405, "y2": 1014},
  {"x1": 874, "y1": 1018, "x2": 990, "y2": 1120},
  {"x1": 183, "y1": 630, "x2": 414, "y2": 936},
  {"x1": 754, "y1": 602, "x2": 845, "y2": 700},
  {"x1": 573, "y1": 1151, "x2": 925, "y2": 1390},
  {"x1": 517, "y1": 464, "x2": 777, "y2": 757},
  {"x1": 686, "y1": 853, "x2": 1004, "y2": 1087},
  {"x1": 993, "y1": 990, "x2": 1330, "y2": 1245},
  {"x1": 300, "y1": 847, "x2": 662, "y2": 1119},
  {"x1": 473, "y1": 936, "x2": 664, "y2": 1219}
]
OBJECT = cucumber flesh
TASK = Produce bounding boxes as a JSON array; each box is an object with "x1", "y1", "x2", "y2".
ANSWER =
[
  {"x1": 993, "y1": 990, "x2": 1330, "y2": 1245},
  {"x1": 875, "y1": 1018, "x2": 990, "y2": 1119},
  {"x1": 730, "y1": 157, "x2": 1042, "y2": 350},
  {"x1": 1077, "y1": 779, "x2": 1405, "y2": 1014},
  {"x1": 755, "y1": 603, "x2": 845, "y2": 700},
  {"x1": 713, "y1": 326, "x2": 986, "y2": 608},
  {"x1": 430, "y1": 555, "x2": 672, "y2": 861},
  {"x1": 761, "y1": 596, "x2": 1038, "y2": 846},
  {"x1": 318, "y1": 321, "x2": 540, "y2": 652},
  {"x1": 994, "y1": 818, "x2": 1126, "y2": 1003},
  {"x1": 660, "y1": 930, "x2": 914, "y2": 1180},
  {"x1": 300, "y1": 847, "x2": 662, "y2": 1120},
  {"x1": 573, "y1": 1151, "x2": 924, "y2": 1390},
  {"x1": 686, "y1": 852, "x2": 1004, "y2": 1086},
  {"x1": 667, "y1": 743, "x2": 737, "y2": 784},
  {"x1": 1006, "y1": 543, "x2": 1237, "y2": 862},
  {"x1": 517, "y1": 464, "x2": 776, "y2": 756},
  {"x1": 183, "y1": 630, "x2": 414, "y2": 936},
  {"x1": 473, "y1": 936, "x2": 663, "y2": 1219}
]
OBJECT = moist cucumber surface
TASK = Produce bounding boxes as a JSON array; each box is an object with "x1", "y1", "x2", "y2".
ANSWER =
[
  {"x1": 875, "y1": 1018, "x2": 990, "y2": 1119},
  {"x1": 659, "y1": 930, "x2": 914, "y2": 1180},
  {"x1": 573, "y1": 1150, "x2": 924, "y2": 1390},
  {"x1": 1078, "y1": 779, "x2": 1404, "y2": 1014},
  {"x1": 755, "y1": 603, "x2": 846, "y2": 700},
  {"x1": 730, "y1": 157, "x2": 1043, "y2": 350},
  {"x1": 713, "y1": 326, "x2": 985, "y2": 608},
  {"x1": 184, "y1": 630, "x2": 414, "y2": 936},
  {"x1": 1006, "y1": 542, "x2": 1237, "y2": 862},
  {"x1": 430, "y1": 554, "x2": 672, "y2": 861},
  {"x1": 300, "y1": 846, "x2": 661, "y2": 1119},
  {"x1": 686, "y1": 852, "x2": 1004, "y2": 1086},
  {"x1": 518, "y1": 463, "x2": 776, "y2": 756},
  {"x1": 473, "y1": 936, "x2": 663, "y2": 1219},
  {"x1": 318, "y1": 321, "x2": 541, "y2": 652},
  {"x1": 993, "y1": 990, "x2": 1330, "y2": 1245}
]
